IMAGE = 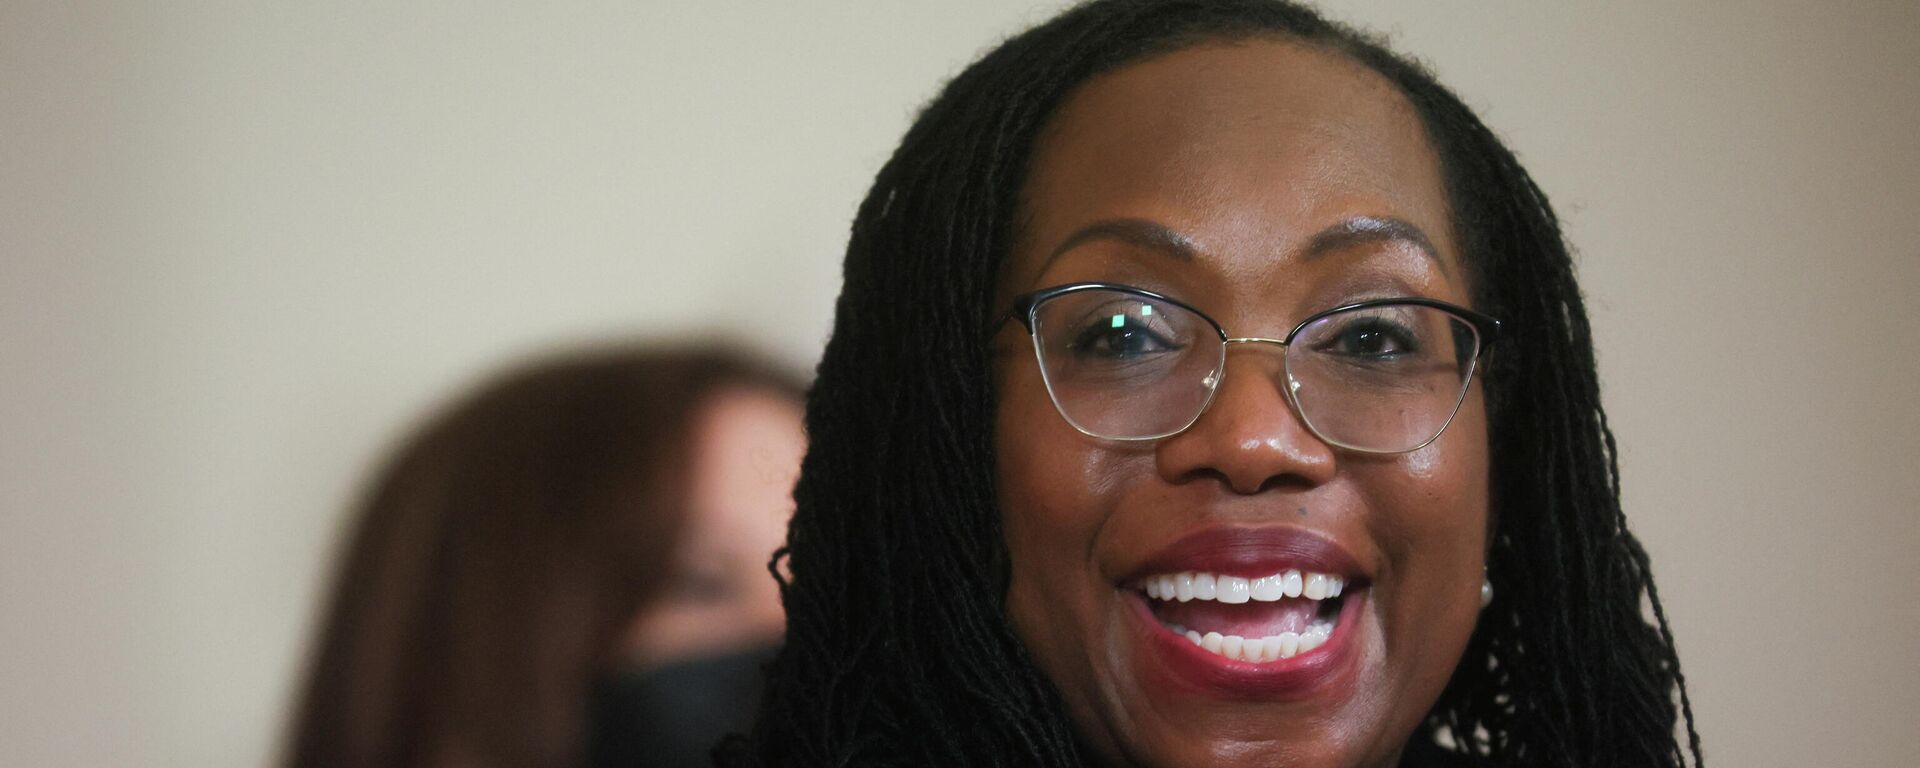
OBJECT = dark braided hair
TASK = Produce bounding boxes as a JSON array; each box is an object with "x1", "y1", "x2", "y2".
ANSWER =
[{"x1": 728, "y1": 1, "x2": 1703, "y2": 765}]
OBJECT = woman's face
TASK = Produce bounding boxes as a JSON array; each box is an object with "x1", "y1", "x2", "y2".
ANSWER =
[
  {"x1": 624, "y1": 387, "x2": 806, "y2": 666},
  {"x1": 993, "y1": 41, "x2": 1490, "y2": 767}
]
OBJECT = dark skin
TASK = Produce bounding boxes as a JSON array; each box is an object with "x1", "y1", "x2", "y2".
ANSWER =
[{"x1": 993, "y1": 40, "x2": 1490, "y2": 767}]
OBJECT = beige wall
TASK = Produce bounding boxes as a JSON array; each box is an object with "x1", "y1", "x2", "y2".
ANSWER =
[{"x1": 3, "y1": 2, "x2": 1914, "y2": 766}]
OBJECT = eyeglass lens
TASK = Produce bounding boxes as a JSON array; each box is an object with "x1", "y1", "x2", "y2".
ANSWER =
[{"x1": 1028, "y1": 288, "x2": 1480, "y2": 452}]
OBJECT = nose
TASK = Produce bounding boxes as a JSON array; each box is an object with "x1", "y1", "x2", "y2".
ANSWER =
[{"x1": 1154, "y1": 342, "x2": 1337, "y2": 494}]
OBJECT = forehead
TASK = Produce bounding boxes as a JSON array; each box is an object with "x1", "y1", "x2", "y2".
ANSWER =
[{"x1": 1011, "y1": 38, "x2": 1458, "y2": 293}]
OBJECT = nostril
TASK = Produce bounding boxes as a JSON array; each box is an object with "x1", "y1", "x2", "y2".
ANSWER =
[{"x1": 1248, "y1": 472, "x2": 1319, "y2": 495}]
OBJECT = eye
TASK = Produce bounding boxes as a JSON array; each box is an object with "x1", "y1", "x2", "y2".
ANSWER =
[
  {"x1": 1318, "y1": 316, "x2": 1420, "y2": 359},
  {"x1": 1069, "y1": 309, "x2": 1182, "y2": 360}
]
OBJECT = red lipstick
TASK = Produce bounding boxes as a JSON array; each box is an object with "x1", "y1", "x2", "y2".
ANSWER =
[
  {"x1": 1122, "y1": 525, "x2": 1366, "y2": 584},
  {"x1": 1119, "y1": 525, "x2": 1368, "y2": 701}
]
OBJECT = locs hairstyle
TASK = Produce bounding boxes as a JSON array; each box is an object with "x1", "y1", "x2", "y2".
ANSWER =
[{"x1": 734, "y1": 1, "x2": 1703, "y2": 765}]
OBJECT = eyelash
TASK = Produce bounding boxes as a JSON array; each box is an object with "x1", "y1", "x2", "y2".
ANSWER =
[
  {"x1": 1068, "y1": 314, "x2": 1182, "y2": 358},
  {"x1": 1312, "y1": 316, "x2": 1421, "y2": 359}
]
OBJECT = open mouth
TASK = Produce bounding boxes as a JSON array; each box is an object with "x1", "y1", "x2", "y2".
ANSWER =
[{"x1": 1134, "y1": 570, "x2": 1353, "y2": 663}]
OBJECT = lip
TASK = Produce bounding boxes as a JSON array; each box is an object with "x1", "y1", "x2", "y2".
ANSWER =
[
  {"x1": 1119, "y1": 526, "x2": 1368, "y2": 701},
  {"x1": 1120, "y1": 525, "x2": 1368, "y2": 583}
]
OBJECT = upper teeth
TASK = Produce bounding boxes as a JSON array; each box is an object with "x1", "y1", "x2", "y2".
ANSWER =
[{"x1": 1141, "y1": 570, "x2": 1346, "y2": 603}]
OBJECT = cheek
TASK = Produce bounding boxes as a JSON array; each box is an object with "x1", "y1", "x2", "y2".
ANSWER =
[
  {"x1": 993, "y1": 359, "x2": 1123, "y2": 658},
  {"x1": 996, "y1": 359, "x2": 1161, "y2": 761},
  {"x1": 997, "y1": 369, "x2": 1085, "y2": 589},
  {"x1": 1381, "y1": 390, "x2": 1490, "y2": 546},
  {"x1": 1364, "y1": 392, "x2": 1490, "y2": 691}
]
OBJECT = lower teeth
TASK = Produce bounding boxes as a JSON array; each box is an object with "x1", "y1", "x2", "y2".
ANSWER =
[{"x1": 1181, "y1": 620, "x2": 1334, "y2": 662}]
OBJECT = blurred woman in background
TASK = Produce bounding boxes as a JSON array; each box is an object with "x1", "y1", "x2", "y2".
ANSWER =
[{"x1": 286, "y1": 343, "x2": 806, "y2": 768}]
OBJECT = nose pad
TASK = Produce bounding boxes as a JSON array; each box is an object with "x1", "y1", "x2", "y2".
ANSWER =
[{"x1": 1155, "y1": 341, "x2": 1337, "y2": 493}]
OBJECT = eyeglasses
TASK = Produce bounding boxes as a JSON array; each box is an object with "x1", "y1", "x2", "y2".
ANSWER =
[{"x1": 1005, "y1": 282, "x2": 1502, "y2": 454}]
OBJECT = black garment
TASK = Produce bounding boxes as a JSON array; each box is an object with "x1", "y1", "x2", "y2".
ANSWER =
[
  {"x1": 587, "y1": 644, "x2": 778, "y2": 768},
  {"x1": 1401, "y1": 732, "x2": 1479, "y2": 767}
]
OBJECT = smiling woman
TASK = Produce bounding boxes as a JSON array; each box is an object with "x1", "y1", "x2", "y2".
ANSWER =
[
  {"x1": 993, "y1": 44, "x2": 1496, "y2": 765},
  {"x1": 725, "y1": 1, "x2": 1703, "y2": 766}
]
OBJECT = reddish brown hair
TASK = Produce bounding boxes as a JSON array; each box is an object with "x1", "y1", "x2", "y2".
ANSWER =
[{"x1": 286, "y1": 342, "x2": 804, "y2": 767}]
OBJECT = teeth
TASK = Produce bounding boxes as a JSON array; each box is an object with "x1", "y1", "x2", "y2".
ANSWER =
[
  {"x1": 1299, "y1": 620, "x2": 1333, "y2": 653},
  {"x1": 1216, "y1": 575, "x2": 1251, "y2": 604},
  {"x1": 1249, "y1": 574, "x2": 1285, "y2": 601},
  {"x1": 1180, "y1": 620, "x2": 1339, "y2": 662},
  {"x1": 1242, "y1": 635, "x2": 1268, "y2": 661},
  {"x1": 1304, "y1": 573, "x2": 1328, "y2": 600},
  {"x1": 1146, "y1": 569, "x2": 1350, "y2": 662},
  {"x1": 1193, "y1": 573, "x2": 1217, "y2": 601},
  {"x1": 1140, "y1": 568, "x2": 1350, "y2": 604}
]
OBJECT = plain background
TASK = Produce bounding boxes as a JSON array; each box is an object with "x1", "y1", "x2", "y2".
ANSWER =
[{"x1": 4, "y1": 1, "x2": 1916, "y2": 766}]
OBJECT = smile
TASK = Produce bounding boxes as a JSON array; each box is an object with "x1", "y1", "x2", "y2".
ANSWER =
[{"x1": 1135, "y1": 569, "x2": 1349, "y2": 662}]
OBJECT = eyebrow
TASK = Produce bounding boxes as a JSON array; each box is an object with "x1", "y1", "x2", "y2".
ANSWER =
[
  {"x1": 1304, "y1": 216, "x2": 1446, "y2": 274},
  {"x1": 1040, "y1": 214, "x2": 1446, "y2": 277},
  {"x1": 1044, "y1": 218, "x2": 1198, "y2": 266}
]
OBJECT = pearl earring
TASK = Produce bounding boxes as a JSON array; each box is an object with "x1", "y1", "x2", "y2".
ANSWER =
[{"x1": 1480, "y1": 576, "x2": 1494, "y2": 608}]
